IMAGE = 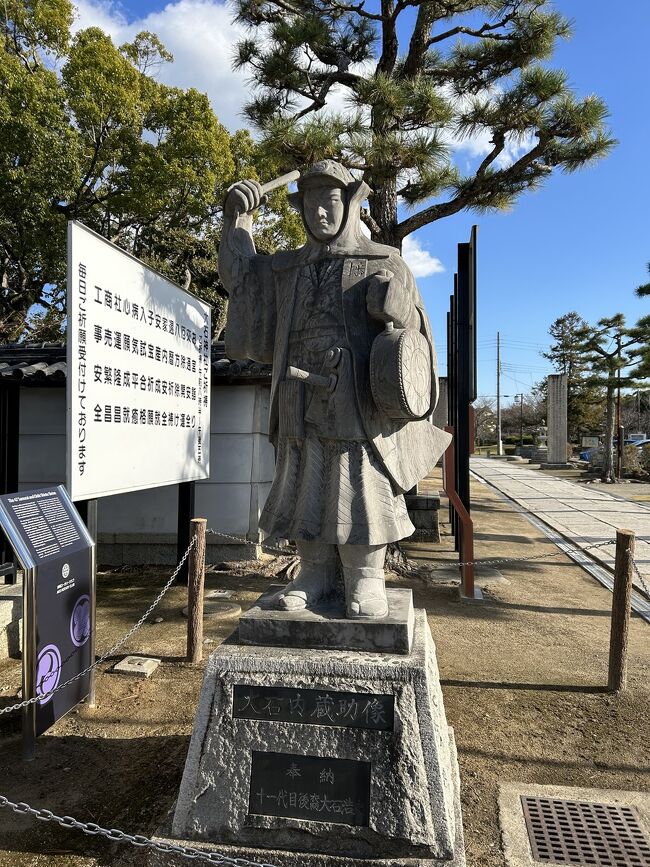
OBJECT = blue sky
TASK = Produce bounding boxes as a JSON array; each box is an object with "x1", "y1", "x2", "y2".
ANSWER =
[{"x1": 77, "y1": 0, "x2": 649, "y2": 404}]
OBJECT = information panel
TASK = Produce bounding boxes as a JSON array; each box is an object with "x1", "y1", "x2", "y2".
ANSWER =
[
  {"x1": 0, "y1": 487, "x2": 93, "y2": 737},
  {"x1": 67, "y1": 221, "x2": 211, "y2": 500}
]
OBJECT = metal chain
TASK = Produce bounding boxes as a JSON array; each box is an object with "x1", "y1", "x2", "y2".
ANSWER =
[
  {"x1": 206, "y1": 529, "x2": 614, "y2": 571},
  {"x1": 632, "y1": 559, "x2": 650, "y2": 598},
  {"x1": 0, "y1": 795, "x2": 277, "y2": 867},
  {"x1": 424, "y1": 538, "x2": 615, "y2": 571},
  {"x1": 205, "y1": 529, "x2": 296, "y2": 559},
  {"x1": 0, "y1": 538, "x2": 196, "y2": 717},
  {"x1": 196, "y1": 529, "x2": 650, "y2": 593}
]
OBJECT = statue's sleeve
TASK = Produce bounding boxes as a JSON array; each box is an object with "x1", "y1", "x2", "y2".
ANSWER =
[
  {"x1": 224, "y1": 254, "x2": 276, "y2": 363},
  {"x1": 381, "y1": 254, "x2": 422, "y2": 331}
]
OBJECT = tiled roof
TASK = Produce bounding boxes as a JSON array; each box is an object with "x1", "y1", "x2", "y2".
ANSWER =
[{"x1": 0, "y1": 342, "x2": 271, "y2": 385}]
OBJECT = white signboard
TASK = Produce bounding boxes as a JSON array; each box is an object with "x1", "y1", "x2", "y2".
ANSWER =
[
  {"x1": 581, "y1": 436, "x2": 600, "y2": 448},
  {"x1": 67, "y1": 221, "x2": 211, "y2": 500}
]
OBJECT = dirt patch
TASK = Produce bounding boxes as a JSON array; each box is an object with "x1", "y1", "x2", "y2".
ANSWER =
[{"x1": 0, "y1": 473, "x2": 648, "y2": 867}]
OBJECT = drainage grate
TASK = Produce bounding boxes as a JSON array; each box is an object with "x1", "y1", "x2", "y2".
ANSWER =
[{"x1": 521, "y1": 796, "x2": 650, "y2": 866}]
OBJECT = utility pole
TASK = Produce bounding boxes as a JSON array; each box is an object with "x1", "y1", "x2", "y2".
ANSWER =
[
  {"x1": 496, "y1": 331, "x2": 503, "y2": 455},
  {"x1": 616, "y1": 334, "x2": 623, "y2": 480},
  {"x1": 519, "y1": 393, "x2": 524, "y2": 447}
]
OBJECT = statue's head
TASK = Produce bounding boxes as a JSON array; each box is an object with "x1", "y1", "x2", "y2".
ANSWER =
[{"x1": 292, "y1": 160, "x2": 358, "y2": 244}]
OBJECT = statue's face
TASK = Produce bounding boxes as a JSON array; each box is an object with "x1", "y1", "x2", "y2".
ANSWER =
[{"x1": 302, "y1": 185, "x2": 345, "y2": 241}]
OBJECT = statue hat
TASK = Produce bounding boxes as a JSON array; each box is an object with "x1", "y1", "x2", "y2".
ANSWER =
[{"x1": 297, "y1": 159, "x2": 355, "y2": 190}]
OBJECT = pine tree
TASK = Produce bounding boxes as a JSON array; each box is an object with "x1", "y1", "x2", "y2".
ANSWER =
[
  {"x1": 542, "y1": 311, "x2": 603, "y2": 439},
  {"x1": 233, "y1": 0, "x2": 615, "y2": 248},
  {"x1": 635, "y1": 262, "x2": 650, "y2": 298},
  {"x1": 577, "y1": 315, "x2": 650, "y2": 483}
]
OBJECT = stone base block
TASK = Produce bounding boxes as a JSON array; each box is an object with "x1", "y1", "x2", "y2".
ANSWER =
[
  {"x1": 240, "y1": 586, "x2": 414, "y2": 655},
  {"x1": 111, "y1": 655, "x2": 161, "y2": 678},
  {"x1": 543, "y1": 462, "x2": 572, "y2": 470},
  {"x1": 168, "y1": 611, "x2": 465, "y2": 866},
  {"x1": 150, "y1": 737, "x2": 464, "y2": 867},
  {"x1": 406, "y1": 493, "x2": 441, "y2": 544}
]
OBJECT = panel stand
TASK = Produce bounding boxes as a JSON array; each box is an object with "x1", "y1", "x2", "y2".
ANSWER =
[
  {"x1": 177, "y1": 481, "x2": 196, "y2": 584},
  {"x1": 76, "y1": 499, "x2": 98, "y2": 708}
]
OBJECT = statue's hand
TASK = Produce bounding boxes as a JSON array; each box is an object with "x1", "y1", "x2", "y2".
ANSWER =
[
  {"x1": 366, "y1": 269, "x2": 393, "y2": 323},
  {"x1": 224, "y1": 180, "x2": 265, "y2": 218}
]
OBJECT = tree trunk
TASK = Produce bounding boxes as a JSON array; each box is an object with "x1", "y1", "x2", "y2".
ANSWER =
[
  {"x1": 368, "y1": 176, "x2": 401, "y2": 250},
  {"x1": 602, "y1": 382, "x2": 617, "y2": 483}
]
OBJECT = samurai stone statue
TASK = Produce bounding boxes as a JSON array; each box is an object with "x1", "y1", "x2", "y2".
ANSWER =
[{"x1": 219, "y1": 160, "x2": 450, "y2": 620}]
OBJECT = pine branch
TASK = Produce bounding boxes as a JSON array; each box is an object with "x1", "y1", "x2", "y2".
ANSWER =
[
  {"x1": 427, "y1": 8, "x2": 522, "y2": 48},
  {"x1": 328, "y1": 0, "x2": 384, "y2": 21},
  {"x1": 360, "y1": 207, "x2": 380, "y2": 235},
  {"x1": 397, "y1": 135, "x2": 548, "y2": 237}
]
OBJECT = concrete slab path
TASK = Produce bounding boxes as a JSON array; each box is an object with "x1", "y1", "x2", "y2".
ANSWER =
[{"x1": 471, "y1": 457, "x2": 650, "y2": 595}]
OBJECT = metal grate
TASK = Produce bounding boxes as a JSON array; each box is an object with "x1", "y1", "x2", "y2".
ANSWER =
[{"x1": 521, "y1": 796, "x2": 650, "y2": 866}]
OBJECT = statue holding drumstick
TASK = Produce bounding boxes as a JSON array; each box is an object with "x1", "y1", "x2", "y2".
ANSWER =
[{"x1": 219, "y1": 160, "x2": 450, "y2": 619}]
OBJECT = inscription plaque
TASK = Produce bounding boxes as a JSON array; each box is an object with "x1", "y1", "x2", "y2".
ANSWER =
[
  {"x1": 233, "y1": 685, "x2": 394, "y2": 731},
  {"x1": 249, "y1": 751, "x2": 370, "y2": 826}
]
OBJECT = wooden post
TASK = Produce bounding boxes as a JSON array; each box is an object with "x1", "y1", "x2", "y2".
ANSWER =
[
  {"x1": 608, "y1": 528, "x2": 635, "y2": 693},
  {"x1": 186, "y1": 518, "x2": 207, "y2": 663}
]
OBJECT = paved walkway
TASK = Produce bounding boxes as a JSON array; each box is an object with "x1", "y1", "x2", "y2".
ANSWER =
[{"x1": 471, "y1": 457, "x2": 650, "y2": 595}]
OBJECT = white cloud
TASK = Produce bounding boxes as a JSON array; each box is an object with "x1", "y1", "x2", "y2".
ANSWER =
[
  {"x1": 402, "y1": 235, "x2": 444, "y2": 279},
  {"x1": 72, "y1": 0, "x2": 251, "y2": 131},
  {"x1": 452, "y1": 128, "x2": 537, "y2": 169}
]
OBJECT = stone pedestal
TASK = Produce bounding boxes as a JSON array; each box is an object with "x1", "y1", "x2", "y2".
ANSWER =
[
  {"x1": 405, "y1": 492, "x2": 441, "y2": 543},
  {"x1": 164, "y1": 610, "x2": 465, "y2": 867},
  {"x1": 240, "y1": 585, "x2": 414, "y2": 654}
]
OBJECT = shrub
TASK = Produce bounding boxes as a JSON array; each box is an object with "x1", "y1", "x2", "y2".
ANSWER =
[
  {"x1": 590, "y1": 444, "x2": 644, "y2": 475},
  {"x1": 640, "y1": 445, "x2": 650, "y2": 473}
]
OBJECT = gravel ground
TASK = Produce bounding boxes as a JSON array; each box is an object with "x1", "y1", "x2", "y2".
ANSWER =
[{"x1": 0, "y1": 470, "x2": 647, "y2": 867}]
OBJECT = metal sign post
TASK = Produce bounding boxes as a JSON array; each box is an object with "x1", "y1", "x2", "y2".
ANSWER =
[
  {"x1": 444, "y1": 226, "x2": 478, "y2": 599},
  {"x1": 0, "y1": 487, "x2": 95, "y2": 760}
]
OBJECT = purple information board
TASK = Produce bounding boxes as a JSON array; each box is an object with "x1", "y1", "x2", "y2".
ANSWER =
[{"x1": 0, "y1": 487, "x2": 93, "y2": 737}]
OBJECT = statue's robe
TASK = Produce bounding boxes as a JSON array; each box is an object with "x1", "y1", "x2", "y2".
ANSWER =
[{"x1": 225, "y1": 230, "x2": 450, "y2": 497}]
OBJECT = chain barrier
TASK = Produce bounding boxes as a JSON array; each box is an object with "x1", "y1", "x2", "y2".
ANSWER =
[
  {"x1": 206, "y1": 528, "x2": 616, "y2": 571},
  {"x1": 0, "y1": 537, "x2": 196, "y2": 717},
  {"x1": 205, "y1": 529, "x2": 296, "y2": 559},
  {"x1": 632, "y1": 559, "x2": 650, "y2": 598},
  {"x1": 205, "y1": 528, "x2": 650, "y2": 596},
  {"x1": 1, "y1": 530, "x2": 647, "y2": 867},
  {"x1": 0, "y1": 795, "x2": 277, "y2": 867}
]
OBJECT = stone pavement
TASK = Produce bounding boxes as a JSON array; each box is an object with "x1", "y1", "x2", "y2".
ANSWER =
[{"x1": 471, "y1": 457, "x2": 650, "y2": 595}]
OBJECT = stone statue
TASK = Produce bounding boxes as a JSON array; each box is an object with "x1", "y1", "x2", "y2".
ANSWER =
[{"x1": 219, "y1": 160, "x2": 450, "y2": 620}]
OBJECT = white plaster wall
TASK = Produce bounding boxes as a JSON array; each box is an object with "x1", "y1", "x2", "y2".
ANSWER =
[{"x1": 18, "y1": 384, "x2": 274, "y2": 540}]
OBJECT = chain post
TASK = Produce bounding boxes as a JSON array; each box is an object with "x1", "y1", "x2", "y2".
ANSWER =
[{"x1": 608, "y1": 528, "x2": 635, "y2": 693}]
